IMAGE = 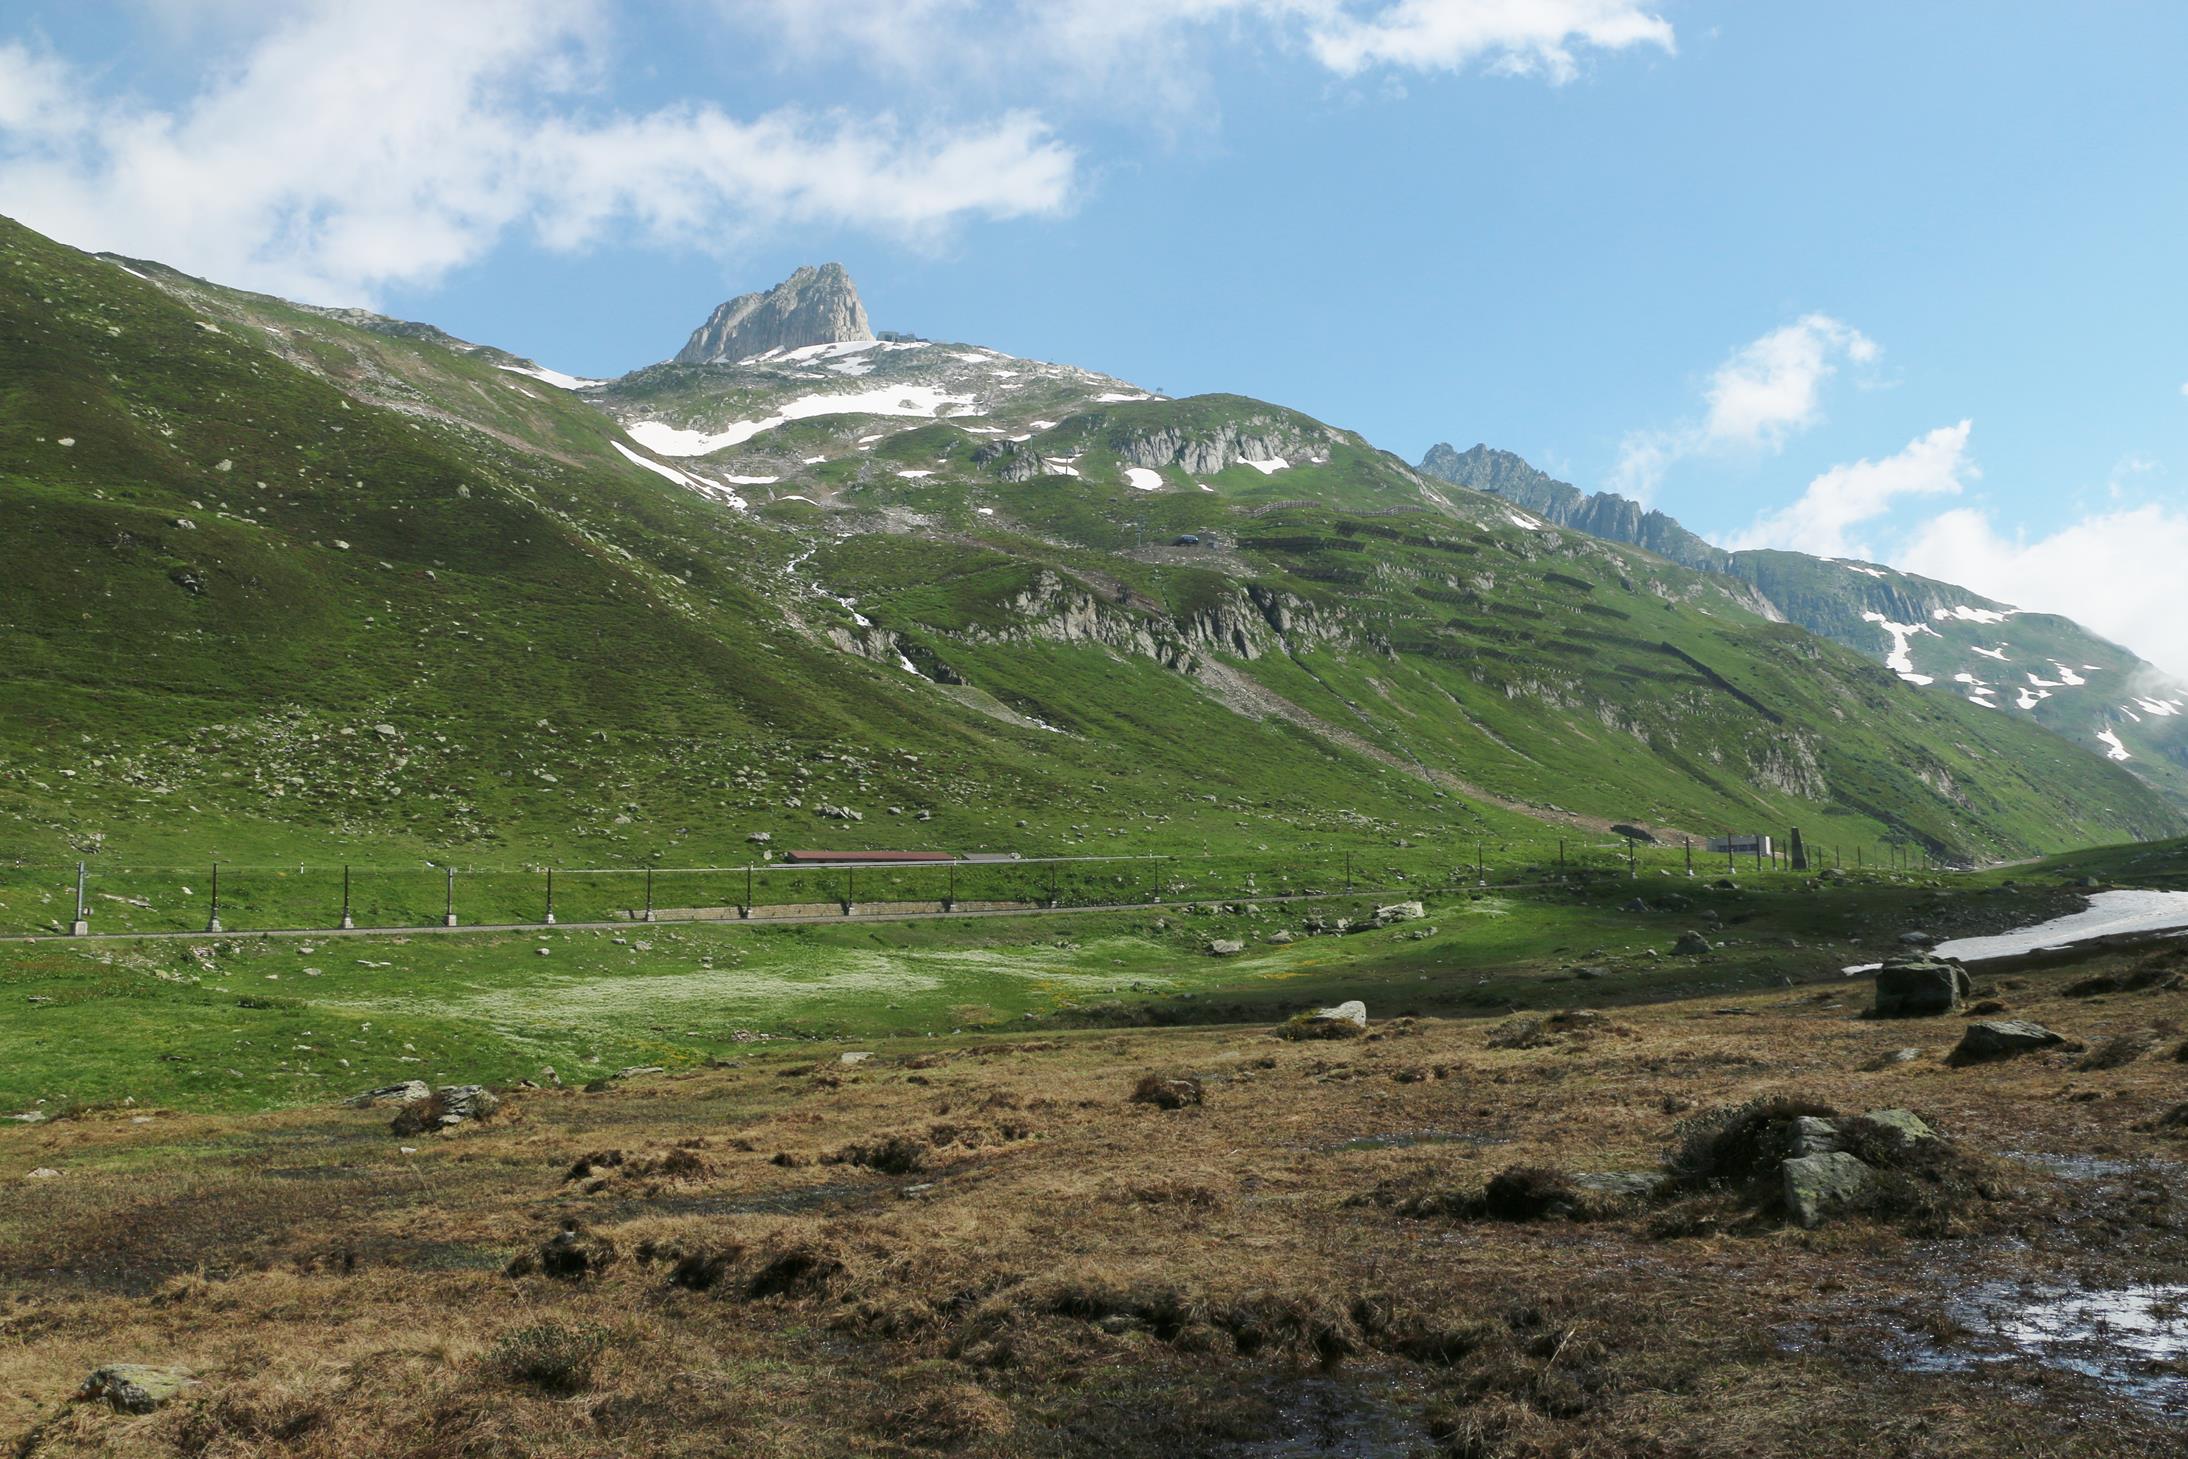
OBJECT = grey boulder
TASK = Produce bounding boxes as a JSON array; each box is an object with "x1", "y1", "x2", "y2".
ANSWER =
[
  {"x1": 345, "y1": 1080, "x2": 430, "y2": 1108},
  {"x1": 1951, "y1": 1021, "x2": 2066, "y2": 1064},
  {"x1": 1871, "y1": 955, "x2": 1969, "y2": 1017},
  {"x1": 1781, "y1": 1151, "x2": 1870, "y2": 1228}
]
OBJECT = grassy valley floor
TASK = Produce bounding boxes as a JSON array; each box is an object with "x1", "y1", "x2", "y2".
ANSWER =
[
  {"x1": 2, "y1": 933, "x2": 2185, "y2": 1456},
  {"x1": 2, "y1": 852, "x2": 2186, "y2": 1454}
]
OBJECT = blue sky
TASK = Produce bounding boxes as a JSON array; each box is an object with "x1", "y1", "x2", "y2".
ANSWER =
[{"x1": 6, "y1": 2, "x2": 2187, "y2": 670}]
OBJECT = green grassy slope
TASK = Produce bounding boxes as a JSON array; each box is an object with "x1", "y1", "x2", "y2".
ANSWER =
[{"x1": 0, "y1": 215, "x2": 2177, "y2": 941}]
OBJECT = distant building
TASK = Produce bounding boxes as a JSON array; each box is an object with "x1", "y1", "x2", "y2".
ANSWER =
[{"x1": 1706, "y1": 834, "x2": 1772, "y2": 856}]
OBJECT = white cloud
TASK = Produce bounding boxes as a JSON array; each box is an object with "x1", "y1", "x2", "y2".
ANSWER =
[
  {"x1": 736, "y1": 0, "x2": 1674, "y2": 108},
  {"x1": 0, "y1": 2, "x2": 1077, "y2": 306},
  {"x1": 1898, "y1": 501, "x2": 2188, "y2": 682},
  {"x1": 1724, "y1": 420, "x2": 1975, "y2": 558},
  {"x1": 1306, "y1": 0, "x2": 1675, "y2": 82},
  {"x1": 1702, "y1": 314, "x2": 1876, "y2": 450},
  {"x1": 1609, "y1": 313, "x2": 1876, "y2": 499}
]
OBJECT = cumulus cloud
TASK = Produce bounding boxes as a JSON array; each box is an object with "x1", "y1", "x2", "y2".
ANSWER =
[
  {"x1": 0, "y1": 1, "x2": 1077, "y2": 305},
  {"x1": 1609, "y1": 313, "x2": 1877, "y2": 499},
  {"x1": 1899, "y1": 501, "x2": 2188, "y2": 682},
  {"x1": 1724, "y1": 420, "x2": 1975, "y2": 558}
]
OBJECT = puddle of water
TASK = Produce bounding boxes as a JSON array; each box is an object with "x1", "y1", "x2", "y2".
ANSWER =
[
  {"x1": 1875, "y1": 1281, "x2": 2188, "y2": 1414},
  {"x1": 1227, "y1": 1376, "x2": 1427, "y2": 1458},
  {"x1": 1323, "y1": 1130, "x2": 1506, "y2": 1154},
  {"x1": 2004, "y1": 1151, "x2": 2168, "y2": 1181},
  {"x1": 1954, "y1": 1281, "x2": 2188, "y2": 1411}
]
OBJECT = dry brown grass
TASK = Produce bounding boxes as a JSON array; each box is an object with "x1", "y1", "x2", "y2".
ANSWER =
[{"x1": 3, "y1": 957, "x2": 2186, "y2": 1456}]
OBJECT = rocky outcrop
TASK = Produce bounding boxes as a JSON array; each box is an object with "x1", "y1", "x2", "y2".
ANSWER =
[
  {"x1": 1421, "y1": 444, "x2": 1731, "y2": 573},
  {"x1": 675, "y1": 264, "x2": 872, "y2": 364},
  {"x1": 1112, "y1": 417, "x2": 1313, "y2": 475}
]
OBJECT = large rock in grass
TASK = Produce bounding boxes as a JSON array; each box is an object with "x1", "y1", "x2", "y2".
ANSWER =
[
  {"x1": 345, "y1": 1080, "x2": 430, "y2": 1108},
  {"x1": 1207, "y1": 939, "x2": 1244, "y2": 957},
  {"x1": 1277, "y1": 1000, "x2": 1368, "y2": 1040},
  {"x1": 77, "y1": 1364, "x2": 195, "y2": 1413},
  {"x1": 391, "y1": 1083, "x2": 501, "y2": 1135},
  {"x1": 1858, "y1": 1108, "x2": 1938, "y2": 1146},
  {"x1": 1781, "y1": 1151, "x2": 1871, "y2": 1228},
  {"x1": 1871, "y1": 955, "x2": 1969, "y2": 1018},
  {"x1": 1370, "y1": 901, "x2": 1425, "y2": 928},
  {"x1": 1673, "y1": 930, "x2": 1712, "y2": 955},
  {"x1": 1951, "y1": 1020, "x2": 2065, "y2": 1065}
]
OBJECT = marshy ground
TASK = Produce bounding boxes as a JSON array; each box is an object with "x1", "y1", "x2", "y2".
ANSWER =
[{"x1": 3, "y1": 915, "x2": 2185, "y2": 1456}]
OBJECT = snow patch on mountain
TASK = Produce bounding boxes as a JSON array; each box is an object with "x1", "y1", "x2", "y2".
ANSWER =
[
  {"x1": 1125, "y1": 467, "x2": 1163, "y2": 491},
  {"x1": 628, "y1": 384, "x2": 982, "y2": 457},
  {"x1": 611, "y1": 440, "x2": 747, "y2": 510},
  {"x1": 498, "y1": 363, "x2": 604, "y2": 391},
  {"x1": 1861, "y1": 612, "x2": 1941, "y2": 682},
  {"x1": 2097, "y1": 727, "x2": 2132, "y2": 761}
]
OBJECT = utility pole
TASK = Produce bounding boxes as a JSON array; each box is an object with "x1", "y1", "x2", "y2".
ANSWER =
[
  {"x1": 1478, "y1": 840, "x2": 1487, "y2": 887},
  {"x1": 443, "y1": 867, "x2": 457, "y2": 927},
  {"x1": 206, "y1": 861, "x2": 222, "y2": 934},
  {"x1": 340, "y1": 865, "x2": 354, "y2": 929},
  {"x1": 544, "y1": 867, "x2": 556, "y2": 925},
  {"x1": 1684, "y1": 837, "x2": 1692, "y2": 877},
  {"x1": 71, "y1": 861, "x2": 88, "y2": 937},
  {"x1": 1345, "y1": 851, "x2": 1353, "y2": 893}
]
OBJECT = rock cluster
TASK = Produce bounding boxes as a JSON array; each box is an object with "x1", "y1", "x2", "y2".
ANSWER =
[
  {"x1": 1770, "y1": 1108, "x2": 1940, "y2": 1226},
  {"x1": 77, "y1": 1365, "x2": 195, "y2": 1413}
]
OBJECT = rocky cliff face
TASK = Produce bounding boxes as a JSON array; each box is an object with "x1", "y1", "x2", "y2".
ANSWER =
[
  {"x1": 674, "y1": 263, "x2": 873, "y2": 364},
  {"x1": 1419, "y1": 444, "x2": 1727, "y2": 572}
]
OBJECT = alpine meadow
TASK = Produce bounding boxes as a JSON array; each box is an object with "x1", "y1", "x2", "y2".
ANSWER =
[{"x1": 5, "y1": 5, "x2": 2188, "y2": 1457}]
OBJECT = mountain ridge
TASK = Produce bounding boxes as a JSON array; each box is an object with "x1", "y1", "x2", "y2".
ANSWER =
[
  {"x1": 673, "y1": 262, "x2": 873, "y2": 365},
  {"x1": 1419, "y1": 439, "x2": 2188, "y2": 804},
  {"x1": 0, "y1": 211, "x2": 2175, "y2": 906}
]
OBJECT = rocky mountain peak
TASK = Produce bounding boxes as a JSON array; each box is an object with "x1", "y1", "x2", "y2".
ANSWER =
[{"x1": 674, "y1": 262, "x2": 872, "y2": 364}]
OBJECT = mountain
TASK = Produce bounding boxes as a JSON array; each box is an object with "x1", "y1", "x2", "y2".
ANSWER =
[
  {"x1": 673, "y1": 262, "x2": 873, "y2": 364},
  {"x1": 0, "y1": 211, "x2": 2177, "y2": 928},
  {"x1": 1419, "y1": 444, "x2": 1729, "y2": 571},
  {"x1": 1419, "y1": 442, "x2": 2188, "y2": 807}
]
